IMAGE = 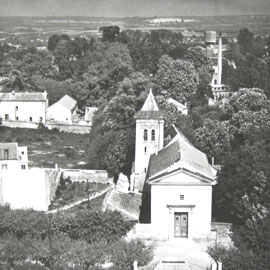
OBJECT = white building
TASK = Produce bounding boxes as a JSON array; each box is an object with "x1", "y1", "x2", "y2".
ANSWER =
[
  {"x1": 0, "y1": 91, "x2": 48, "y2": 124},
  {"x1": 133, "y1": 91, "x2": 216, "y2": 240},
  {"x1": 0, "y1": 142, "x2": 60, "y2": 211},
  {"x1": 167, "y1": 97, "x2": 188, "y2": 115},
  {"x1": 46, "y1": 95, "x2": 77, "y2": 124}
]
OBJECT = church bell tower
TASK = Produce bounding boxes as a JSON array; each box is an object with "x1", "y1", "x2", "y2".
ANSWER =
[{"x1": 133, "y1": 89, "x2": 164, "y2": 189}]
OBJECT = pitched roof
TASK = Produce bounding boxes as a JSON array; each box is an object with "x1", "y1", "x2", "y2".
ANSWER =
[
  {"x1": 167, "y1": 98, "x2": 187, "y2": 110},
  {"x1": 104, "y1": 189, "x2": 142, "y2": 220},
  {"x1": 57, "y1": 95, "x2": 77, "y2": 111},
  {"x1": 147, "y1": 125, "x2": 215, "y2": 182},
  {"x1": 0, "y1": 91, "x2": 47, "y2": 102},
  {"x1": 134, "y1": 89, "x2": 164, "y2": 120},
  {"x1": 0, "y1": 143, "x2": 18, "y2": 160}
]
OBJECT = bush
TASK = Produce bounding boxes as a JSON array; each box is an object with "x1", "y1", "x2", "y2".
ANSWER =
[
  {"x1": 109, "y1": 239, "x2": 153, "y2": 270},
  {"x1": 207, "y1": 244, "x2": 270, "y2": 270}
]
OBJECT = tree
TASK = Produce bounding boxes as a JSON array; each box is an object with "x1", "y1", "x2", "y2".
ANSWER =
[
  {"x1": 99, "y1": 26, "x2": 120, "y2": 42},
  {"x1": 155, "y1": 55, "x2": 199, "y2": 103},
  {"x1": 237, "y1": 28, "x2": 254, "y2": 55}
]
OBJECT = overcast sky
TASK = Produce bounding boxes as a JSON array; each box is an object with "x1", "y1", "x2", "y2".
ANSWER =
[{"x1": 0, "y1": 0, "x2": 270, "y2": 17}]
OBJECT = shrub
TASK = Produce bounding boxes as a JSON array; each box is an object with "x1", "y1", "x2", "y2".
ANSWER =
[{"x1": 109, "y1": 239, "x2": 153, "y2": 270}]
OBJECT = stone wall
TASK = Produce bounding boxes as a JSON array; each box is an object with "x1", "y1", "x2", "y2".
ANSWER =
[
  {"x1": 61, "y1": 169, "x2": 111, "y2": 184},
  {"x1": 1, "y1": 120, "x2": 39, "y2": 129}
]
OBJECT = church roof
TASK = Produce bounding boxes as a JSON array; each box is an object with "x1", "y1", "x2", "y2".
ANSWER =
[
  {"x1": 134, "y1": 89, "x2": 164, "y2": 119},
  {"x1": 147, "y1": 125, "x2": 215, "y2": 183}
]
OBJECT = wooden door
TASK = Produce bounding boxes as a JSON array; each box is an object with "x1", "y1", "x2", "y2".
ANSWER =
[{"x1": 174, "y1": 212, "x2": 188, "y2": 238}]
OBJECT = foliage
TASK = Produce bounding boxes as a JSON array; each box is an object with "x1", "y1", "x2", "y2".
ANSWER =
[
  {"x1": 109, "y1": 239, "x2": 153, "y2": 270},
  {"x1": 155, "y1": 55, "x2": 199, "y2": 103},
  {"x1": 208, "y1": 244, "x2": 270, "y2": 270},
  {"x1": 99, "y1": 26, "x2": 120, "y2": 42},
  {"x1": 237, "y1": 28, "x2": 254, "y2": 55}
]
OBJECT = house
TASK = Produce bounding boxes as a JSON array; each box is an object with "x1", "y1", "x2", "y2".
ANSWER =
[
  {"x1": 133, "y1": 90, "x2": 216, "y2": 240},
  {"x1": 0, "y1": 142, "x2": 60, "y2": 211},
  {"x1": 84, "y1": 107, "x2": 98, "y2": 124},
  {"x1": 0, "y1": 91, "x2": 48, "y2": 123},
  {"x1": 167, "y1": 97, "x2": 188, "y2": 115},
  {"x1": 0, "y1": 142, "x2": 28, "y2": 171},
  {"x1": 46, "y1": 95, "x2": 78, "y2": 124}
]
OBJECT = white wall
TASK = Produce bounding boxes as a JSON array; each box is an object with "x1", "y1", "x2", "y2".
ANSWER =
[
  {"x1": 0, "y1": 101, "x2": 46, "y2": 123},
  {"x1": 150, "y1": 172, "x2": 213, "y2": 239},
  {"x1": 46, "y1": 104, "x2": 72, "y2": 124},
  {"x1": 1, "y1": 168, "x2": 59, "y2": 211}
]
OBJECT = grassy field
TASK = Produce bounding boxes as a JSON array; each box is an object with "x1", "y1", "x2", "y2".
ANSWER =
[{"x1": 0, "y1": 126, "x2": 90, "y2": 169}]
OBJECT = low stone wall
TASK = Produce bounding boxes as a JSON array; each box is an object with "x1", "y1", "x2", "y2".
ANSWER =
[
  {"x1": 0, "y1": 120, "x2": 91, "y2": 134},
  {"x1": 46, "y1": 122, "x2": 91, "y2": 134},
  {"x1": 61, "y1": 169, "x2": 111, "y2": 184},
  {"x1": 1, "y1": 120, "x2": 39, "y2": 129}
]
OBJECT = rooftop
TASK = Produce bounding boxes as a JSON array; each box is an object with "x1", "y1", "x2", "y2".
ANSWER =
[
  {"x1": 57, "y1": 95, "x2": 77, "y2": 111},
  {"x1": 147, "y1": 125, "x2": 215, "y2": 182},
  {"x1": 134, "y1": 89, "x2": 164, "y2": 120},
  {"x1": 0, "y1": 91, "x2": 47, "y2": 102}
]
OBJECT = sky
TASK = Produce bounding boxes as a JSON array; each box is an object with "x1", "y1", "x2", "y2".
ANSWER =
[{"x1": 0, "y1": 0, "x2": 270, "y2": 17}]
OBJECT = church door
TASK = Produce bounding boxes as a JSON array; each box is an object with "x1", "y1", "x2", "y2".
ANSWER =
[{"x1": 174, "y1": 212, "x2": 188, "y2": 238}]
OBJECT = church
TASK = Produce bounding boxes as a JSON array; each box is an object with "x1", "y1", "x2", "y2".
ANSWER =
[{"x1": 133, "y1": 90, "x2": 216, "y2": 240}]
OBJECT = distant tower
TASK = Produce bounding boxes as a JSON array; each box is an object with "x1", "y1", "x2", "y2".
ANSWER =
[
  {"x1": 133, "y1": 89, "x2": 164, "y2": 190},
  {"x1": 204, "y1": 30, "x2": 217, "y2": 57},
  {"x1": 217, "y1": 33, "x2": 222, "y2": 85}
]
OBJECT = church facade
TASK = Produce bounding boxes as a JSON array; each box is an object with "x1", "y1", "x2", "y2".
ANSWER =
[{"x1": 134, "y1": 90, "x2": 216, "y2": 240}]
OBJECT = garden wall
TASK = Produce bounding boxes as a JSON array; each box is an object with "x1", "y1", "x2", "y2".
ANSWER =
[{"x1": 61, "y1": 169, "x2": 111, "y2": 184}]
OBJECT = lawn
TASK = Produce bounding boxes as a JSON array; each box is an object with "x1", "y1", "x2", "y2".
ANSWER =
[{"x1": 0, "y1": 126, "x2": 91, "y2": 169}]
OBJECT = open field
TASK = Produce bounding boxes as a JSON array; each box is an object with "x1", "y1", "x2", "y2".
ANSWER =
[{"x1": 0, "y1": 126, "x2": 91, "y2": 169}]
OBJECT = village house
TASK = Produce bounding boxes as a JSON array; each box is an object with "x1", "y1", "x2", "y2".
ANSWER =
[
  {"x1": 132, "y1": 90, "x2": 216, "y2": 240},
  {"x1": 0, "y1": 142, "x2": 60, "y2": 211},
  {"x1": 167, "y1": 97, "x2": 188, "y2": 115},
  {"x1": 0, "y1": 91, "x2": 48, "y2": 124},
  {"x1": 46, "y1": 94, "x2": 78, "y2": 124}
]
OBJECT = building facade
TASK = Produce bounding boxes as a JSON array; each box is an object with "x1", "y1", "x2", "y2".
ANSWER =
[
  {"x1": 0, "y1": 91, "x2": 48, "y2": 124},
  {"x1": 134, "y1": 92, "x2": 216, "y2": 240}
]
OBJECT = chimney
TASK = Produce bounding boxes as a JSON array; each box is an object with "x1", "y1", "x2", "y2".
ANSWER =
[
  {"x1": 12, "y1": 91, "x2": 15, "y2": 95},
  {"x1": 217, "y1": 33, "x2": 222, "y2": 85}
]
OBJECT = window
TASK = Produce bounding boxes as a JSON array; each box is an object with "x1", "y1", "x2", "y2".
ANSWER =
[
  {"x1": 29, "y1": 117, "x2": 32, "y2": 122},
  {"x1": 144, "y1": 147, "x2": 147, "y2": 153},
  {"x1": 180, "y1": 195, "x2": 184, "y2": 200},
  {"x1": 144, "y1": 168, "x2": 147, "y2": 173},
  {"x1": 1, "y1": 164, "x2": 8, "y2": 169},
  {"x1": 143, "y1": 129, "x2": 148, "y2": 141},
  {"x1": 16, "y1": 117, "x2": 19, "y2": 120},
  {"x1": 15, "y1": 106, "x2": 18, "y2": 111},
  {"x1": 39, "y1": 117, "x2": 43, "y2": 122},
  {"x1": 5, "y1": 114, "x2": 9, "y2": 120},
  {"x1": 4, "y1": 149, "x2": 9, "y2": 159},
  {"x1": 21, "y1": 165, "x2": 26, "y2": 170},
  {"x1": 21, "y1": 151, "x2": 24, "y2": 155},
  {"x1": 151, "y1": 129, "x2": 155, "y2": 141}
]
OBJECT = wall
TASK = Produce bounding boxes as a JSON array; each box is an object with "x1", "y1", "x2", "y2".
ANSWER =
[
  {"x1": 0, "y1": 120, "x2": 91, "y2": 134},
  {"x1": 61, "y1": 169, "x2": 110, "y2": 183},
  {"x1": 0, "y1": 100, "x2": 46, "y2": 123},
  {"x1": 1, "y1": 168, "x2": 60, "y2": 211},
  {"x1": 150, "y1": 172, "x2": 213, "y2": 240}
]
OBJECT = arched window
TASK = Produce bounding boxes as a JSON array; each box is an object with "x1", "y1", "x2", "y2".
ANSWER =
[
  {"x1": 151, "y1": 129, "x2": 155, "y2": 141},
  {"x1": 143, "y1": 129, "x2": 148, "y2": 141}
]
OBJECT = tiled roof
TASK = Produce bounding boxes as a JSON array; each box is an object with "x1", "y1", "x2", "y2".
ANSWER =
[
  {"x1": 0, "y1": 92, "x2": 47, "y2": 102},
  {"x1": 57, "y1": 95, "x2": 77, "y2": 111},
  {"x1": 0, "y1": 143, "x2": 18, "y2": 160},
  {"x1": 147, "y1": 126, "x2": 214, "y2": 182},
  {"x1": 105, "y1": 189, "x2": 142, "y2": 220},
  {"x1": 147, "y1": 141, "x2": 180, "y2": 179}
]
